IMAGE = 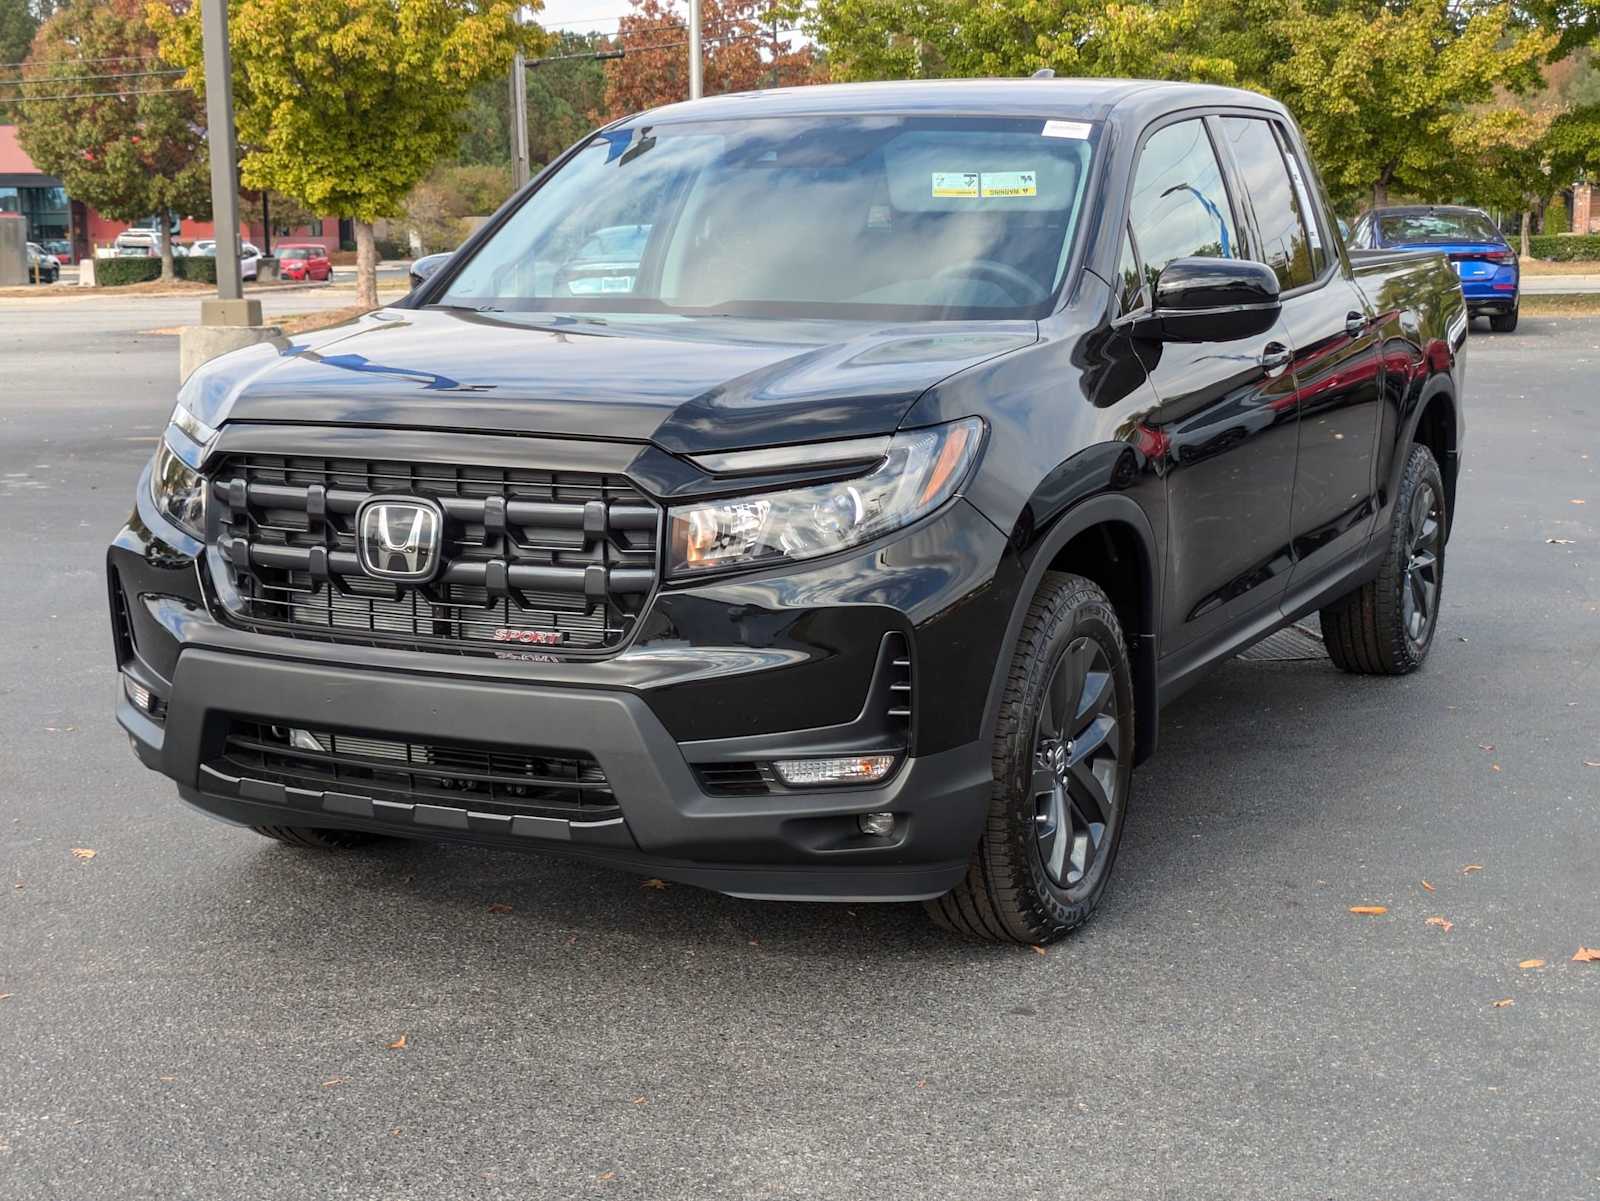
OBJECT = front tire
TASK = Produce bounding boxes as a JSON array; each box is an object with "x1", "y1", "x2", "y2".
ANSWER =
[
  {"x1": 1320, "y1": 442, "x2": 1446, "y2": 675},
  {"x1": 250, "y1": 825, "x2": 382, "y2": 850},
  {"x1": 926, "y1": 572, "x2": 1135, "y2": 944}
]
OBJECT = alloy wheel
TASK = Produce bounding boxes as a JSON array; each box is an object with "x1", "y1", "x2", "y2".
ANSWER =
[
  {"x1": 1032, "y1": 636, "x2": 1122, "y2": 896},
  {"x1": 1402, "y1": 481, "x2": 1442, "y2": 646}
]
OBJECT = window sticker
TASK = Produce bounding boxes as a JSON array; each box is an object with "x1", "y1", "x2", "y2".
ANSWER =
[
  {"x1": 932, "y1": 172, "x2": 980, "y2": 198},
  {"x1": 980, "y1": 171, "x2": 1037, "y2": 198},
  {"x1": 1042, "y1": 120, "x2": 1092, "y2": 140}
]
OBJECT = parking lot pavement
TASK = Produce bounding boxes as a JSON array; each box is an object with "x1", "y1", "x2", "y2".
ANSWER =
[{"x1": 1, "y1": 305, "x2": 1596, "y2": 1201}]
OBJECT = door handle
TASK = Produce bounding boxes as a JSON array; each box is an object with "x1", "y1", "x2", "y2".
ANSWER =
[
  {"x1": 1259, "y1": 342, "x2": 1293, "y2": 371},
  {"x1": 1344, "y1": 311, "x2": 1367, "y2": 337}
]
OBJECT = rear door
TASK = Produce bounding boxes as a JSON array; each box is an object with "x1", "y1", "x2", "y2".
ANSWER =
[
  {"x1": 1215, "y1": 115, "x2": 1384, "y2": 583},
  {"x1": 1121, "y1": 116, "x2": 1301, "y2": 656}
]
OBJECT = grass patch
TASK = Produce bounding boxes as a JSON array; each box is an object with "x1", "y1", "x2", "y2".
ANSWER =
[
  {"x1": 1519, "y1": 258, "x2": 1600, "y2": 276},
  {"x1": 1517, "y1": 294, "x2": 1600, "y2": 317},
  {"x1": 275, "y1": 304, "x2": 378, "y2": 335}
]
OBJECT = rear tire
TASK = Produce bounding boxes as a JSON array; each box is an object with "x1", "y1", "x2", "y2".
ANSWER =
[
  {"x1": 250, "y1": 825, "x2": 382, "y2": 850},
  {"x1": 926, "y1": 572, "x2": 1135, "y2": 944},
  {"x1": 1320, "y1": 442, "x2": 1445, "y2": 675},
  {"x1": 1489, "y1": 305, "x2": 1519, "y2": 333}
]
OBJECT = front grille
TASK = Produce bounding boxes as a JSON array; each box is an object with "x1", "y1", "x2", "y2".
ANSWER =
[
  {"x1": 207, "y1": 454, "x2": 660, "y2": 654},
  {"x1": 216, "y1": 721, "x2": 616, "y2": 819}
]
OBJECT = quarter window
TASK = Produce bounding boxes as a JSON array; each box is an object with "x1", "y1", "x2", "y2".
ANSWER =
[
  {"x1": 1116, "y1": 227, "x2": 1146, "y2": 315},
  {"x1": 1128, "y1": 120, "x2": 1238, "y2": 295},
  {"x1": 1217, "y1": 117, "x2": 1316, "y2": 290}
]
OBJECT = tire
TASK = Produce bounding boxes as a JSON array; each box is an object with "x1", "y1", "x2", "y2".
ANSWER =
[
  {"x1": 926, "y1": 572, "x2": 1136, "y2": 944},
  {"x1": 1489, "y1": 305, "x2": 1519, "y2": 333},
  {"x1": 250, "y1": 825, "x2": 382, "y2": 850},
  {"x1": 1320, "y1": 442, "x2": 1446, "y2": 675}
]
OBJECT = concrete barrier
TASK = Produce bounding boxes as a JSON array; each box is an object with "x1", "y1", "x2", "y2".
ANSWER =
[{"x1": 179, "y1": 323, "x2": 282, "y2": 383}]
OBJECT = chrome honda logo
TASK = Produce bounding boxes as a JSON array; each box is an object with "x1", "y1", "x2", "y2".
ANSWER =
[{"x1": 355, "y1": 496, "x2": 443, "y2": 582}]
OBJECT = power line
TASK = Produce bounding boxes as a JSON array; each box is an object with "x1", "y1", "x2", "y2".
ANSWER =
[
  {"x1": 0, "y1": 53, "x2": 163, "y2": 69},
  {"x1": 530, "y1": 25, "x2": 802, "y2": 67},
  {"x1": 0, "y1": 67, "x2": 184, "y2": 86},
  {"x1": 14, "y1": 86, "x2": 195, "y2": 102}
]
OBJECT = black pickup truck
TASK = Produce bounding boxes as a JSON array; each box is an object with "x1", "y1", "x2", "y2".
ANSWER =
[{"x1": 110, "y1": 79, "x2": 1466, "y2": 943}]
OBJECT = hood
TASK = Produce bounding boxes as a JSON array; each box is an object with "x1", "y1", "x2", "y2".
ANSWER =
[{"x1": 181, "y1": 307, "x2": 1036, "y2": 453}]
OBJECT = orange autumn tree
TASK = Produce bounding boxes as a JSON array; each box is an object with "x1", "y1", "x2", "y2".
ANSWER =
[{"x1": 602, "y1": 0, "x2": 823, "y2": 117}]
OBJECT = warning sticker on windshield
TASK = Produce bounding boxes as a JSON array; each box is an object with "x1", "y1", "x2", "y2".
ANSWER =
[
  {"x1": 1042, "y1": 120, "x2": 1092, "y2": 140},
  {"x1": 932, "y1": 172, "x2": 980, "y2": 198},
  {"x1": 980, "y1": 171, "x2": 1037, "y2": 198}
]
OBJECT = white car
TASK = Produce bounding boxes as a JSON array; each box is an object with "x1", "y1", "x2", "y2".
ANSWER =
[
  {"x1": 25, "y1": 241, "x2": 61, "y2": 284},
  {"x1": 188, "y1": 239, "x2": 262, "y2": 280}
]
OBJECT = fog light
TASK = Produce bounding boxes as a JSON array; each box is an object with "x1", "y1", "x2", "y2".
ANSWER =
[
  {"x1": 858, "y1": 811, "x2": 896, "y2": 838},
  {"x1": 123, "y1": 675, "x2": 153, "y2": 713},
  {"x1": 772, "y1": 754, "x2": 896, "y2": 787}
]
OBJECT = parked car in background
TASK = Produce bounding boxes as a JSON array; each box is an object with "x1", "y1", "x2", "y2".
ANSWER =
[
  {"x1": 25, "y1": 242, "x2": 60, "y2": 284},
  {"x1": 275, "y1": 242, "x2": 333, "y2": 281},
  {"x1": 43, "y1": 239, "x2": 74, "y2": 265},
  {"x1": 114, "y1": 229, "x2": 161, "y2": 257},
  {"x1": 1349, "y1": 205, "x2": 1518, "y2": 331},
  {"x1": 187, "y1": 239, "x2": 262, "y2": 281},
  {"x1": 111, "y1": 79, "x2": 1468, "y2": 944}
]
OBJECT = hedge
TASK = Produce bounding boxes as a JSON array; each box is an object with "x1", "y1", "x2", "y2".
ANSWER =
[
  {"x1": 1527, "y1": 234, "x2": 1600, "y2": 261},
  {"x1": 94, "y1": 255, "x2": 219, "y2": 286}
]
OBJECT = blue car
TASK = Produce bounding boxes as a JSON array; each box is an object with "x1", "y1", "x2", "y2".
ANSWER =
[{"x1": 1350, "y1": 205, "x2": 1519, "y2": 332}]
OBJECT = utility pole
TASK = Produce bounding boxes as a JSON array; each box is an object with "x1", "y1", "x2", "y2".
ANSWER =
[
  {"x1": 509, "y1": 49, "x2": 530, "y2": 189},
  {"x1": 199, "y1": 0, "x2": 256, "y2": 324},
  {"x1": 688, "y1": 0, "x2": 703, "y2": 100}
]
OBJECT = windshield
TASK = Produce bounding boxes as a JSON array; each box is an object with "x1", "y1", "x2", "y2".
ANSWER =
[
  {"x1": 440, "y1": 115, "x2": 1096, "y2": 320},
  {"x1": 1377, "y1": 211, "x2": 1502, "y2": 245},
  {"x1": 281, "y1": 247, "x2": 311, "y2": 259}
]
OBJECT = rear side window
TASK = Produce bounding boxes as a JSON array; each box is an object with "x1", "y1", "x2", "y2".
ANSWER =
[
  {"x1": 1217, "y1": 116, "x2": 1317, "y2": 291},
  {"x1": 1128, "y1": 120, "x2": 1237, "y2": 294}
]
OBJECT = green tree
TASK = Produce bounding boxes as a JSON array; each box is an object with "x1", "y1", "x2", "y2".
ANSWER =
[
  {"x1": 526, "y1": 30, "x2": 611, "y2": 167},
  {"x1": 1, "y1": 1, "x2": 40, "y2": 121},
  {"x1": 403, "y1": 162, "x2": 512, "y2": 253},
  {"x1": 16, "y1": 0, "x2": 209, "y2": 280},
  {"x1": 152, "y1": 0, "x2": 545, "y2": 307}
]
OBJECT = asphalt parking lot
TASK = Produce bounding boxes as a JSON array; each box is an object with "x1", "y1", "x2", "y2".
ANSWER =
[{"x1": 1, "y1": 297, "x2": 1597, "y2": 1201}]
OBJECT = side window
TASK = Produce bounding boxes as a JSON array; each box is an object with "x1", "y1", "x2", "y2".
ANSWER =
[
  {"x1": 1116, "y1": 226, "x2": 1146, "y2": 315},
  {"x1": 1216, "y1": 116, "x2": 1315, "y2": 290},
  {"x1": 1273, "y1": 125, "x2": 1329, "y2": 275},
  {"x1": 1128, "y1": 119, "x2": 1237, "y2": 295}
]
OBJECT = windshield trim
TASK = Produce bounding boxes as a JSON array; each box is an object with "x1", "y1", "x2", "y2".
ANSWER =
[{"x1": 426, "y1": 113, "x2": 1102, "y2": 324}]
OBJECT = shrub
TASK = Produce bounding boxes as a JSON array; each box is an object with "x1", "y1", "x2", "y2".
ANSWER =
[
  {"x1": 176, "y1": 256, "x2": 216, "y2": 284},
  {"x1": 94, "y1": 257, "x2": 163, "y2": 286},
  {"x1": 1544, "y1": 195, "x2": 1570, "y2": 236},
  {"x1": 1527, "y1": 233, "x2": 1600, "y2": 261}
]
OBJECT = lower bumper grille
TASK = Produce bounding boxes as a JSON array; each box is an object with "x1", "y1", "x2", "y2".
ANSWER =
[{"x1": 214, "y1": 721, "x2": 617, "y2": 821}]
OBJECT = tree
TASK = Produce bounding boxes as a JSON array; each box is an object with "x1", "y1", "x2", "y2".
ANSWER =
[
  {"x1": 403, "y1": 162, "x2": 513, "y2": 253},
  {"x1": 1271, "y1": 1, "x2": 1557, "y2": 209},
  {"x1": 526, "y1": 30, "x2": 612, "y2": 166},
  {"x1": 1, "y1": 1, "x2": 41, "y2": 122},
  {"x1": 604, "y1": 0, "x2": 823, "y2": 117},
  {"x1": 152, "y1": 0, "x2": 545, "y2": 307},
  {"x1": 16, "y1": 0, "x2": 209, "y2": 280}
]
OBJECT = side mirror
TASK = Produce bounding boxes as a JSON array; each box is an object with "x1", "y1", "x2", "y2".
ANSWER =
[
  {"x1": 408, "y1": 251, "x2": 452, "y2": 291},
  {"x1": 1131, "y1": 257, "x2": 1282, "y2": 343}
]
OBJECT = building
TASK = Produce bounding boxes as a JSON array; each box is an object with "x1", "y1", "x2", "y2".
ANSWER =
[{"x1": 1, "y1": 123, "x2": 346, "y2": 258}]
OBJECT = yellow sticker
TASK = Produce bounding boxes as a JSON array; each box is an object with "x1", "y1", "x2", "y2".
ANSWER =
[
  {"x1": 981, "y1": 171, "x2": 1037, "y2": 198},
  {"x1": 932, "y1": 172, "x2": 980, "y2": 198}
]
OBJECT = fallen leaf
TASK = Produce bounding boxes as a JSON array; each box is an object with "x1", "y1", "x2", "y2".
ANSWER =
[
  {"x1": 69, "y1": 848, "x2": 95, "y2": 860},
  {"x1": 1547, "y1": 538, "x2": 1576, "y2": 545},
  {"x1": 1477, "y1": 744, "x2": 1495, "y2": 752},
  {"x1": 597, "y1": 1172, "x2": 617, "y2": 1182},
  {"x1": 1573, "y1": 947, "x2": 1600, "y2": 963},
  {"x1": 321, "y1": 1077, "x2": 345, "y2": 1088},
  {"x1": 1491, "y1": 998, "x2": 1514, "y2": 1008},
  {"x1": 390, "y1": 1127, "x2": 401, "y2": 1137},
  {"x1": 1518, "y1": 959, "x2": 1546, "y2": 970},
  {"x1": 1463, "y1": 864, "x2": 1484, "y2": 874},
  {"x1": 1572, "y1": 499, "x2": 1587, "y2": 505},
  {"x1": 158, "y1": 1075, "x2": 175, "y2": 1082},
  {"x1": 631, "y1": 1096, "x2": 648, "y2": 1105},
  {"x1": 1491, "y1": 764, "x2": 1502, "y2": 772},
  {"x1": 1031, "y1": 944, "x2": 1048, "y2": 955},
  {"x1": 1421, "y1": 879, "x2": 1436, "y2": 892},
  {"x1": 1425, "y1": 916, "x2": 1454, "y2": 932},
  {"x1": 1583, "y1": 760, "x2": 1600, "y2": 768},
  {"x1": 0, "y1": 993, "x2": 12, "y2": 1001},
  {"x1": 641, "y1": 879, "x2": 668, "y2": 890},
  {"x1": 1349, "y1": 905, "x2": 1388, "y2": 915},
  {"x1": 486, "y1": 902, "x2": 513, "y2": 914},
  {"x1": 916, "y1": 1079, "x2": 927, "y2": 1089},
  {"x1": 385, "y1": 1034, "x2": 408, "y2": 1050}
]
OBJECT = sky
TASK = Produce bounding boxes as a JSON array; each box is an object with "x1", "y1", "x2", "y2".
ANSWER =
[{"x1": 532, "y1": 1, "x2": 808, "y2": 48}]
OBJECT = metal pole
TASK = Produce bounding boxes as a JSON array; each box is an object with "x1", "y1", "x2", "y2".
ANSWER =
[
  {"x1": 199, "y1": 0, "x2": 243, "y2": 304},
  {"x1": 510, "y1": 51, "x2": 530, "y2": 189},
  {"x1": 688, "y1": 0, "x2": 702, "y2": 100}
]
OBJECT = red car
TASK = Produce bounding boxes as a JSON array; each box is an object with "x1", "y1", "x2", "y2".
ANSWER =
[{"x1": 276, "y1": 243, "x2": 333, "y2": 281}]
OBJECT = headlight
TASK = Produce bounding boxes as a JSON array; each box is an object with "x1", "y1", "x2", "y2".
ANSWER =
[
  {"x1": 667, "y1": 418, "x2": 983, "y2": 577},
  {"x1": 150, "y1": 439, "x2": 207, "y2": 538}
]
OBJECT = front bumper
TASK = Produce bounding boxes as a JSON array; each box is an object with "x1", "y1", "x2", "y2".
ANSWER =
[{"x1": 109, "y1": 475, "x2": 1014, "y2": 901}]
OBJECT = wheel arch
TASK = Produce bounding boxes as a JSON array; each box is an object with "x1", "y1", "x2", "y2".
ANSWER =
[
  {"x1": 982, "y1": 493, "x2": 1161, "y2": 767},
  {"x1": 1406, "y1": 380, "x2": 1460, "y2": 539}
]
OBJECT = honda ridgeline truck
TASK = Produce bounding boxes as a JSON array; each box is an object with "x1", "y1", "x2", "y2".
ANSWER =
[{"x1": 109, "y1": 80, "x2": 1467, "y2": 943}]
